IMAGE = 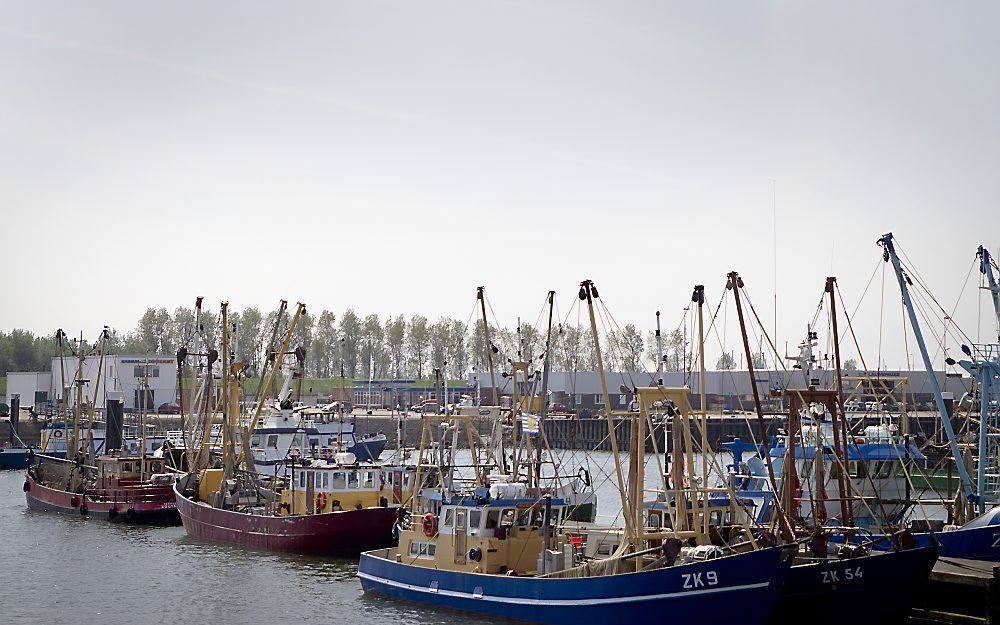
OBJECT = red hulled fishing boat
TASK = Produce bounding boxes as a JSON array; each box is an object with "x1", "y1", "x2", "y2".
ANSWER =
[
  {"x1": 173, "y1": 472, "x2": 399, "y2": 554},
  {"x1": 25, "y1": 453, "x2": 179, "y2": 524}
]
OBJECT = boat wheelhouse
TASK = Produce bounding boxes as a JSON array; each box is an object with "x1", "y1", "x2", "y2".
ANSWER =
[{"x1": 249, "y1": 406, "x2": 387, "y2": 475}]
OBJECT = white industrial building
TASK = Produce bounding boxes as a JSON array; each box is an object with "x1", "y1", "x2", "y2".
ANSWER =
[
  {"x1": 6, "y1": 372, "x2": 54, "y2": 408},
  {"x1": 5, "y1": 355, "x2": 177, "y2": 412}
]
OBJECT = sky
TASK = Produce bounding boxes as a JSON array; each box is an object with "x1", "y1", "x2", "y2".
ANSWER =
[{"x1": 0, "y1": 1, "x2": 997, "y2": 370}]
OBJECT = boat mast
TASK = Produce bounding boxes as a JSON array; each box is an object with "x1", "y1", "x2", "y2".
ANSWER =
[
  {"x1": 82, "y1": 328, "x2": 109, "y2": 459},
  {"x1": 220, "y1": 302, "x2": 231, "y2": 477},
  {"x1": 56, "y1": 329, "x2": 69, "y2": 454},
  {"x1": 141, "y1": 355, "x2": 149, "y2": 479},
  {"x1": 536, "y1": 290, "x2": 555, "y2": 491},
  {"x1": 729, "y1": 271, "x2": 795, "y2": 542},
  {"x1": 825, "y1": 277, "x2": 855, "y2": 527},
  {"x1": 338, "y1": 349, "x2": 346, "y2": 454},
  {"x1": 980, "y1": 246, "x2": 1000, "y2": 341},
  {"x1": 655, "y1": 311, "x2": 664, "y2": 386},
  {"x1": 580, "y1": 279, "x2": 635, "y2": 546},
  {"x1": 694, "y1": 285, "x2": 710, "y2": 537},
  {"x1": 948, "y1": 245, "x2": 1000, "y2": 515},
  {"x1": 72, "y1": 331, "x2": 85, "y2": 463},
  {"x1": 477, "y1": 287, "x2": 498, "y2": 406},
  {"x1": 879, "y1": 233, "x2": 977, "y2": 506}
]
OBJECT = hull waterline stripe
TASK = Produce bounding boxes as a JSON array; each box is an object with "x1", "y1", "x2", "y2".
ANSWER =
[{"x1": 357, "y1": 571, "x2": 770, "y2": 605}]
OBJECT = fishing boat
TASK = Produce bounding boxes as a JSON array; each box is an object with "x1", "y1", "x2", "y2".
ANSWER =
[
  {"x1": 174, "y1": 301, "x2": 412, "y2": 555},
  {"x1": 24, "y1": 329, "x2": 179, "y2": 524},
  {"x1": 359, "y1": 281, "x2": 796, "y2": 625},
  {"x1": 174, "y1": 454, "x2": 409, "y2": 554},
  {"x1": 25, "y1": 453, "x2": 178, "y2": 524}
]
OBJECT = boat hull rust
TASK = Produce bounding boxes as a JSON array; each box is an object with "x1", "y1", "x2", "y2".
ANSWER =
[
  {"x1": 771, "y1": 544, "x2": 941, "y2": 625},
  {"x1": 23, "y1": 473, "x2": 180, "y2": 525},
  {"x1": 174, "y1": 482, "x2": 397, "y2": 555},
  {"x1": 358, "y1": 544, "x2": 795, "y2": 625}
]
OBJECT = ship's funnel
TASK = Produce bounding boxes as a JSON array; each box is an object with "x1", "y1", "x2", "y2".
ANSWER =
[{"x1": 106, "y1": 390, "x2": 124, "y2": 453}]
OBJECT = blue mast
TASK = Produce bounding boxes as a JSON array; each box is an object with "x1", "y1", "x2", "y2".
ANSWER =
[
  {"x1": 879, "y1": 232, "x2": 978, "y2": 506},
  {"x1": 949, "y1": 246, "x2": 1000, "y2": 514},
  {"x1": 980, "y1": 246, "x2": 1000, "y2": 341}
]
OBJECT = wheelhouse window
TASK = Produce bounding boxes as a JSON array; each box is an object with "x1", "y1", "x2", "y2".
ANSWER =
[
  {"x1": 486, "y1": 510, "x2": 500, "y2": 529},
  {"x1": 266, "y1": 435, "x2": 278, "y2": 448},
  {"x1": 408, "y1": 540, "x2": 436, "y2": 558},
  {"x1": 363, "y1": 471, "x2": 376, "y2": 488},
  {"x1": 348, "y1": 471, "x2": 360, "y2": 489},
  {"x1": 332, "y1": 472, "x2": 346, "y2": 489},
  {"x1": 322, "y1": 472, "x2": 329, "y2": 489},
  {"x1": 443, "y1": 508, "x2": 455, "y2": 528}
]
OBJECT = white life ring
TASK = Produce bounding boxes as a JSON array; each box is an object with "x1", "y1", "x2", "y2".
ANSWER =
[{"x1": 52, "y1": 429, "x2": 64, "y2": 439}]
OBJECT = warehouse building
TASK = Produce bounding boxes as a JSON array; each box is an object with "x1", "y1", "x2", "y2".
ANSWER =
[{"x1": 5, "y1": 355, "x2": 178, "y2": 412}]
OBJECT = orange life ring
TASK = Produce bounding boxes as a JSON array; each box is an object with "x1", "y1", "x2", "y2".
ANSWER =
[
  {"x1": 422, "y1": 513, "x2": 438, "y2": 537},
  {"x1": 288, "y1": 448, "x2": 301, "y2": 459},
  {"x1": 315, "y1": 491, "x2": 328, "y2": 512},
  {"x1": 320, "y1": 447, "x2": 332, "y2": 460}
]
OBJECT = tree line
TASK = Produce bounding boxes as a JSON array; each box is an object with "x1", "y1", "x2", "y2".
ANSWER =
[{"x1": 0, "y1": 306, "x2": 721, "y2": 379}]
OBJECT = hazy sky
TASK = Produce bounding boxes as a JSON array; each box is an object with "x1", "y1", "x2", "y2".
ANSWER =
[{"x1": 1, "y1": 1, "x2": 997, "y2": 370}]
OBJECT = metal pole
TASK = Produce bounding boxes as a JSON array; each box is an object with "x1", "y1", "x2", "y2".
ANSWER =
[
  {"x1": 581, "y1": 279, "x2": 634, "y2": 546},
  {"x1": 881, "y1": 232, "x2": 976, "y2": 502},
  {"x1": 729, "y1": 271, "x2": 795, "y2": 542}
]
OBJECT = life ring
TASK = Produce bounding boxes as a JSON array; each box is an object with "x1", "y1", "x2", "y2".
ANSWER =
[
  {"x1": 315, "y1": 492, "x2": 328, "y2": 512},
  {"x1": 288, "y1": 448, "x2": 301, "y2": 459},
  {"x1": 22, "y1": 480, "x2": 30, "y2": 493},
  {"x1": 79, "y1": 502, "x2": 88, "y2": 515},
  {"x1": 469, "y1": 547, "x2": 482, "y2": 562},
  {"x1": 52, "y1": 429, "x2": 64, "y2": 438},
  {"x1": 320, "y1": 448, "x2": 332, "y2": 460},
  {"x1": 422, "y1": 513, "x2": 438, "y2": 537}
]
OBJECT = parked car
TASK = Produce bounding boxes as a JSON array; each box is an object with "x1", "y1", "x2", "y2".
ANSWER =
[
  {"x1": 157, "y1": 402, "x2": 181, "y2": 414},
  {"x1": 410, "y1": 400, "x2": 439, "y2": 414}
]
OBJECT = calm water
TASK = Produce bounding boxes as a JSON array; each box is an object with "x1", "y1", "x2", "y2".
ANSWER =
[{"x1": 0, "y1": 450, "x2": 724, "y2": 625}]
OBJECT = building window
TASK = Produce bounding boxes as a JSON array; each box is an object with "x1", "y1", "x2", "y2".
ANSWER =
[
  {"x1": 619, "y1": 394, "x2": 627, "y2": 406},
  {"x1": 574, "y1": 394, "x2": 582, "y2": 405},
  {"x1": 133, "y1": 366, "x2": 161, "y2": 378},
  {"x1": 595, "y1": 395, "x2": 604, "y2": 405}
]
